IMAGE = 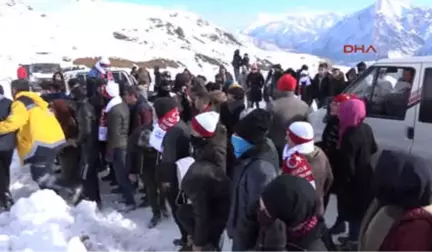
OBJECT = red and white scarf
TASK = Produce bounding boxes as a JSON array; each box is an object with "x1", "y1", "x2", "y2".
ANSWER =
[
  {"x1": 158, "y1": 107, "x2": 180, "y2": 131},
  {"x1": 98, "y1": 96, "x2": 123, "y2": 141},
  {"x1": 282, "y1": 146, "x2": 316, "y2": 189}
]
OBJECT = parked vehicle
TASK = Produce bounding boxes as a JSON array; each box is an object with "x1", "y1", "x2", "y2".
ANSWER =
[
  {"x1": 63, "y1": 68, "x2": 138, "y2": 87},
  {"x1": 309, "y1": 55, "x2": 432, "y2": 162},
  {"x1": 24, "y1": 63, "x2": 61, "y2": 91}
]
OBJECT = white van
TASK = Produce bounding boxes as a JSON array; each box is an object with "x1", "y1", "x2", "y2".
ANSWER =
[{"x1": 309, "y1": 56, "x2": 432, "y2": 161}]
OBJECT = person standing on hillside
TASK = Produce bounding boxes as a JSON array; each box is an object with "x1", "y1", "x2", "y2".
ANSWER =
[
  {"x1": 0, "y1": 85, "x2": 15, "y2": 211},
  {"x1": 246, "y1": 63, "x2": 265, "y2": 109},
  {"x1": 312, "y1": 62, "x2": 333, "y2": 108},
  {"x1": 102, "y1": 81, "x2": 136, "y2": 210},
  {"x1": 267, "y1": 74, "x2": 311, "y2": 164},
  {"x1": 68, "y1": 79, "x2": 101, "y2": 207},
  {"x1": 232, "y1": 50, "x2": 242, "y2": 82},
  {"x1": 215, "y1": 66, "x2": 234, "y2": 90},
  {"x1": 153, "y1": 97, "x2": 191, "y2": 248},
  {"x1": 0, "y1": 79, "x2": 82, "y2": 204},
  {"x1": 136, "y1": 67, "x2": 152, "y2": 99},
  {"x1": 87, "y1": 57, "x2": 113, "y2": 98}
]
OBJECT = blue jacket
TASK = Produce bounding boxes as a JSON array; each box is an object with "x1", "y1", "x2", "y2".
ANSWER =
[
  {"x1": 88, "y1": 62, "x2": 108, "y2": 78},
  {"x1": 0, "y1": 95, "x2": 16, "y2": 151},
  {"x1": 88, "y1": 66, "x2": 102, "y2": 78}
]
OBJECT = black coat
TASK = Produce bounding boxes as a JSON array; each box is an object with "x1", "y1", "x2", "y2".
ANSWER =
[
  {"x1": 246, "y1": 72, "x2": 265, "y2": 102},
  {"x1": 192, "y1": 124, "x2": 227, "y2": 171},
  {"x1": 158, "y1": 121, "x2": 191, "y2": 185},
  {"x1": 0, "y1": 95, "x2": 16, "y2": 151},
  {"x1": 74, "y1": 99, "x2": 97, "y2": 148},
  {"x1": 311, "y1": 74, "x2": 333, "y2": 103},
  {"x1": 329, "y1": 77, "x2": 348, "y2": 96},
  {"x1": 337, "y1": 122, "x2": 377, "y2": 221},
  {"x1": 227, "y1": 142, "x2": 278, "y2": 239},
  {"x1": 181, "y1": 125, "x2": 231, "y2": 247},
  {"x1": 219, "y1": 100, "x2": 245, "y2": 137}
]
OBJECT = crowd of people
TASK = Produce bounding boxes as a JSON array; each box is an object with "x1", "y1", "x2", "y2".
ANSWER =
[{"x1": 0, "y1": 55, "x2": 431, "y2": 252}]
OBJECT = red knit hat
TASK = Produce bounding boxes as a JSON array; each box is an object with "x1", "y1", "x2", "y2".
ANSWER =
[
  {"x1": 277, "y1": 74, "x2": 297, "y2": 91},
  {"x1": 333, "y1": 93, "x2": 358, "y2": 103}
]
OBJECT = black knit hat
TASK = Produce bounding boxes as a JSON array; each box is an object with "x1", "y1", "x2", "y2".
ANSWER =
[
  {"x1": 11, "y1": 79, "x2": 30, "y2": 91},
  {"x1": 234, "y1": 108, "x2": 270, "y2": 145},
  {"x1": 261, "y1": 174, "x2": 319, "y2": 227},
  {"x1": 153, "y1": 97, "x2": 178, "y2": 119},
  {"x1": 175, "y1": 73, "x2": 190, "y2": 88}
]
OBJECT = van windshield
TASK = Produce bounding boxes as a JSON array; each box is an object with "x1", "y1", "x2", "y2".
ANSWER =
[{"x1": 31, "y1": 63, "x2": 60, "y2": 73}]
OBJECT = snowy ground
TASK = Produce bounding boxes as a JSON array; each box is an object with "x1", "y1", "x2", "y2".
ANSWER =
[{"x1": 3, "y1": 150, "x2": 338, "y2": 251}]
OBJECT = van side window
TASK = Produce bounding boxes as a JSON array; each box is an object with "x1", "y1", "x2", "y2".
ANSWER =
[
  {"x1": 347, "y1": 66, "x2": 415, "y2": 120},
  {"x1": 419, "y1": 68, "x2": 432, "y2": 123}
]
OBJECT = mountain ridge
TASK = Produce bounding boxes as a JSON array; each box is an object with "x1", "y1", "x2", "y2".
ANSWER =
[
  {"x1": 244, "y1": 0, "x2": 432, "y2": 63},
  {"x1": 0, "y1": 0, "x2": 325, "y2": 79}
]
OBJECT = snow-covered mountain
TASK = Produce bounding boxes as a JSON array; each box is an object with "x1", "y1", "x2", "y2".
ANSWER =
[
  {"x1": 0, "y1": 0, "x2": 325, "y2": 81},
  {"x1": 416, "y1": 35, "x2": 432, "y2": 56},
  {"x1": 242, "y1": 12, "x2": 343, "y2": 50},
  {"x1": 245, "y1": 0, "x2": 432, "y2": 63}
]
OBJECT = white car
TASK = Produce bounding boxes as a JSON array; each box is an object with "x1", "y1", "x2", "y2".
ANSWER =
[
  {"x1": 309, "y1": 56, "x2": 432, "y2": 162},
  {"x1": 63, "y1": 68, "x2": 138, "y2": 87}
]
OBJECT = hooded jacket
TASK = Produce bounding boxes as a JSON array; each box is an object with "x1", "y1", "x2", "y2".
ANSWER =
[
  {"x1": 227, "y1": 141, "x2": 278, "y2": 239},
  {"x1": 0, "y1": 92, "x2": 66, "y2": 164},
  {"x1": 360, "y1": 150, "x2": 432, "y2": 251},
  {"x1": 380, "y1": 207, "x2": 432, "y2": 251},
  {"x1": 181, "y1": 124, "x2": 230, "y2": 247}
]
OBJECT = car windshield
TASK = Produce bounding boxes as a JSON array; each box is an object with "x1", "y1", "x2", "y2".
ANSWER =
[{"x1": 31, "y1": 63, "x2": 60, "y2": 73}]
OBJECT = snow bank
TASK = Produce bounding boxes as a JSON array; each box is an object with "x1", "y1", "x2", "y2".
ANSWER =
[
  {"x1": 1, "y1": 187, "x2": 174, "y2": 251},
  {"x1": 6, "y1": 159, "x2": 186, "y2": 251}
]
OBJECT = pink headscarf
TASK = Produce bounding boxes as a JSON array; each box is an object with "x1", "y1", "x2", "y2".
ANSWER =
[{"x1": 338, "y1": 98, "x2": 366, "y2": 142}]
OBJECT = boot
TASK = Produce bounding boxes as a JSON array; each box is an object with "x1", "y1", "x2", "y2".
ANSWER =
[
  {"x1": 173, "y1": 237, "x2": 188, "y2": 247},
  {"x1": 0, "y1": 192, "x2": 14, "y2": 212},
  {"x1": 44, "y1": 176, "x2": 84, "y2": 205},
  {"x1": 147, "y1": 214, "x2": 161, "y2": 228},
  {"x1": 162, "y1": 208, "x2": 170, "y2": 218}
]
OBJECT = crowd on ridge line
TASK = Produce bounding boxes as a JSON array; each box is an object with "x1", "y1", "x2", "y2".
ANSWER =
[{"x1": 3, "y1": 55, "x2": 431, "y2": 252}]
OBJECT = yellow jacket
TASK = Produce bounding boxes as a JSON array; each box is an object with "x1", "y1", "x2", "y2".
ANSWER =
[{"x1": 0, "y1": 92, "x2": 66, "y2": 164}]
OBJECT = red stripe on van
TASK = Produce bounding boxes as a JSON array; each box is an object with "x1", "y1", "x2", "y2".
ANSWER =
[{"x1": 408, "y1": 90, "x2": 421, "y2": 106}]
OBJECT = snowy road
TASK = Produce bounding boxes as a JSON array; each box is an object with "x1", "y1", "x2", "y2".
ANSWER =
[{"x1": 4, "y1": 151, "x2": 337, "y2": 251}]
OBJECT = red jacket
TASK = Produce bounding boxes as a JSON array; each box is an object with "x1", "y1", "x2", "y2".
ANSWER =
[
  {"x1": 17, "y1": 66, "x2": 28, "y2": 79},
  {"x1": 380, "y1": 207, "x2": 432, "y2": 251}
]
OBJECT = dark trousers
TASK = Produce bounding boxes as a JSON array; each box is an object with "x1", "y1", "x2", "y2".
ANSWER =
[
  {"x1": 80, "y1": 146, "x2": 101, "y2": 203},
  {"x1": 161, "y1": 184, "x2": 188, "y2": 240},
  {"x1": 141, "y1": 151, "x2": 165, "y2": 216},
  {"x1": 0, "y1": 150, "x2": 13, "y2": 199},
  {"x1": 177, "y1": 204, "x2": 223, "y2": 251},
  {"x1": 112, "y1": 148, "x2": 135, "y2": 204},
  {"x1": 58, "y1": 146, "x2": 81, "y2": 185},
  {"x1": 30, "y1": 156, "x2": 56, "y2": 188}
]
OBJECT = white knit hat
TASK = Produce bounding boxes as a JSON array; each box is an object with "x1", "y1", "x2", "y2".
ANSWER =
[
  {"x1": 287, "y1": 121, "x2": 315, "y2": 154},
  {"x1": 191, "y1": 111, "x2": 220, "y2": 137},
  {"x1": 105, "y1": 81, "x2": 119, "y2": 97}
]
